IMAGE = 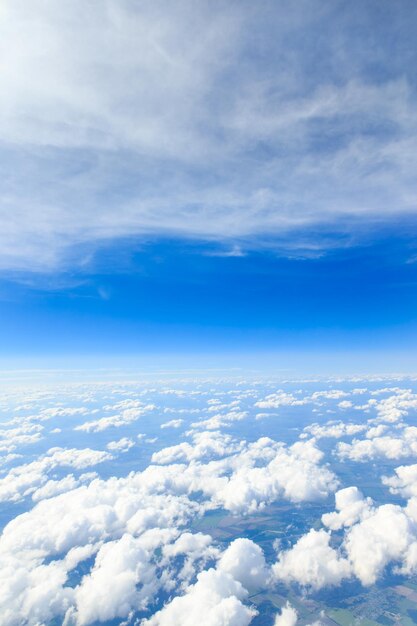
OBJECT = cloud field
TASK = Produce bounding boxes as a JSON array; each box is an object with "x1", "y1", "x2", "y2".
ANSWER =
[{"x1": 1, "y1": 375, "x2": 417, "y2": 624}]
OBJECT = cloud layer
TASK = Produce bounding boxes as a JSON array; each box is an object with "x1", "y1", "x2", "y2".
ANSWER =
[{"x1": 1, "y1": 1, "x2": 417, "y2": 271}]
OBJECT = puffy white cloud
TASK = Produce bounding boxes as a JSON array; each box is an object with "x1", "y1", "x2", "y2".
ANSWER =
[
  {"x1": 0, "y1": 423, "x2": 44, "y2": 453},
  {"x1": 0, "y1": 447, "x2": 112, "y2": 502},
  {"x1": 107, "y1": 437, "x2": 135, "y2": 453},
  {"x1": 38, "y1": 407, "x2": 91, "y2": 421},
  {"x1": 373, "y1": 390, "x2": 417, "y2": 423},
  {"x1": 301, "y1": 421, "x2": 366, "y2": 440},
  {"x1": 32, "y1": 474, "x2": 80, "y2": 502},
  {"x1": 74, "y1": 533, "x2": 158, "y2": 625},
  {"x1": 383, "y1": 463, "x2": 417, "y2": 498},
  {"x1": 0, "y1": 475, "x2": 201, "y2": 624},
  {"x1": 255, "y1": 392, "x2": 308, "y2": 410},
  {"x1": 277, "y1": 485, "x2": 417, "y2": 589},
  {"x1": 273, "y1": 603, "x2": 298, "y2": 626},
  {"x1": 256, "y1": 389, "x2": 352, "y2": 412},
  {"x1": 218, "y1": 538, "x2": 268, "y2": 592},
  {"x1": 0, "y1": 420, "x2": 338, "y2": 625},
  {"x1": 8, "y1": 379, "x2": 417, "y2": 624},
  {"x1": 310, "y1": 390, "x2": 349, "y2": 401},
  {"x1": 211, "y1": 439, "x2": 337, "y2": 514},
  {"x1": 365, "y1": 424, "x2": 388, "y2": 438},
  {"x1": 343, "y1": 503, "x2": 417, "y2": 585},
  {"x1": 322, "y1": 487, "x2": 373, "y2": 530},
  {"x1": 151, "y1": 435, "x2": 337, "y2": 515},
  {"x1": 75, "y1": 404, "x2": 155, "y2": 433},
  {"x1": 162, "y1": 531, "x2": 214, "y2": 560},
  {"x1": 273, "y1": 529, "x2": 351, "y2": 589},
  {"x1": 337, "y1": 426, "x2": 417, "y2": 461},
  {"x1": 141, "y1": 568, "x2": 257, "y2": 626},
  {"x1": 190, "y1": 410, "x2": 248, "y2": 431},
  {"x1": 151, "y1": 431, "x2": 244, "y2": 465},
  {"x1": 161, "y1": 531, "x2": 219, "y2": 584},
  {"x1": 338, "y1": 400, "x2": 353, "y2": 409}
]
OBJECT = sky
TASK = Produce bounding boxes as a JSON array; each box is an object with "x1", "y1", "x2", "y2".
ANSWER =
[{"x1": 1, "y1": 0, "x2": 417, "y2": 373}]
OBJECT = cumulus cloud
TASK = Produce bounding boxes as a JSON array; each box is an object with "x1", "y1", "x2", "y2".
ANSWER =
[
  {"x1": 161, "y1": 532, "x2": 219, "y2": 585},
  {"x1": 190, "y1": 410, "x2": 248, "y2": 431},
  {"x1": 5, "y1": 379, "x2": 417, "y2": 624},
  {"x1": 151, "y1": 433, "x2": 337, "y2": 514},
  {"x1": 321, "y1": 486, "x2": 373, "y2": 530},
  {"x1": 141, "y1": 568, "x2": 257, "y2": 626},
  {"x1": 371, "y1": 390, "x2": 417, "y2": 423},
  {"x1": 382, "y1": 463, "x2": 417, "y2": 498},
  {"x1": 0, "y1": 446, "x2": 112, "y2": 503},
  {"x1": 107, "y1": 437, "x2": 135, "y2": 453},
  {"x1": 0, "y1": 423, "x2": 43, "y2": 453},
  {"x1": 255, "y1": 392, "x2": 308, "y2": 410},
  {"x1": 211, "y1": 438, "x2": 337, "y2": 514},
  {"x1": 273, "y1": 603, "x2": 298, "y2": 626},
  {"x1": 151, "y1": 431, "x2": 244, "y2": 465},
  {"x1": 75, "y1": 404, "x2": 155, "y2": 433},
  {"x1": 337, "y1": 426, "x2": 417, "y2": 461},
  {"x1": 275, "y1": 486, "x2": 417, "y2": 589},
  {"x1": 301, "y1": 421, "x2": 366, "y2": 440},
  {"x1": 273, "y1": 529, "x2": 351, "y2": 589},
  {"x1": 74, "y1": 533, "x2": 157, "y2": 625},
  {"x1": 341, "y1": 500, "x2": 417, "y2": 584},
  {"x1": 0, "y1": 420, "x2": 338, "y2": 625},
  {"x1": 0, "y1": 475, "x2": 201, "y2": 624},
  {"x1": 31, "y1": 473, "x2": 97, "y2": 502},
  {"x1": 218, "y1": 538, "x2": 268, "y2": 592}
]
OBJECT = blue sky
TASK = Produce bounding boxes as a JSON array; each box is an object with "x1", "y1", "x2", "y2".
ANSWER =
[{"x1": 1, "y1": 1, "x2": 417, "y2": 372}]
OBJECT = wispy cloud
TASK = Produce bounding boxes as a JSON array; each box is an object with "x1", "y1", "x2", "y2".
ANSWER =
[{"x1": 1, "y1": 1, "x2": 417, "y2": 272}]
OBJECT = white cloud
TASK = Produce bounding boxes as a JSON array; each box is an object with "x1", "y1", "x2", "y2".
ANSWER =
[
  {"x1": 372, "y1": 390, "x2": 417, "y2": 423},
  {"x1": 161, "y1": 419, "x2": 184, "y2": 429},
  {"x1": 106, "y1": 437, "x2": 135, "y2": 453},
  {"x1": 343, "y1": 502, "x2": 417, "y2": 585},
  {"x1": 0, "y1": 419, "x2": 338, "y2": 625},
  {"x1": 75, "y1": 404, "x2": 155, "y2": 432},
  {"x1": 0, "y1": 447, "x2": 112, "y2": 502},
  {"x1": 310, "y1": 390, "x2": 349, "y2": 401},
  {"x1": 161, "y1": 532, "x2": 219, "y2": 585},
  {"x1": 276, "y1": 485, "x2": 417, "y2": 589},
  {"x1": 337, "y1": 426, "x2": 417, "y2": 461},
  {"x1": 382, "y1": 463, "x2": 417, "y2": 498},
  {"x1": 273, "y1": 603, "x2": 298, "y2": 626},
  {"x1": 218, "y1": 538, "x2": 268, "y2": 592},
  {"x1": 190, "y1": 410, "x2": 248, "y2": 431},
  {"x1": 255, "y1": 392, "x2": 308, "y2": 410},
  {"x1": 74, "y1": 534, "x2": 157, "y2": 625},
  {"x1": 32, "y1": 474, "x2": 80, "y2": 502},
  {"x1": 217, "y1": 438, "x2": 337, "y2": 512},
  {"x1": 1, "y1": 2, "x2": 415, "y2": 269},
  {"x1": 322, "y1": 486, "x2": 373, "y2": 530},
  {"x1": 151, "y1": 431, "x2": 244, "y2": 465},
  {"x1": 6, "y1": 380, "x2": 417, "y2": 624},
  {"x1": 273, "y1": 529, "x2": 351, "y2": 589},
  {"x1": 0, "y1": 423, "x2": 44, "y2": 453},
  {"x1": 301, "y1": 421, "x2": 366, "y2": 440},
  {"x1": 338, "y1": 400, "x2": 353, "y2": 409},
  {"x1": 141, "y1": 568, "x2": 257, "y2": 626}
]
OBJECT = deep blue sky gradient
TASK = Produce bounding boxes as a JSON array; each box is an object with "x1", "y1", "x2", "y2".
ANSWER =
[{"x1": 2, "y1": 235, "x2": 417, "y2": 369}]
